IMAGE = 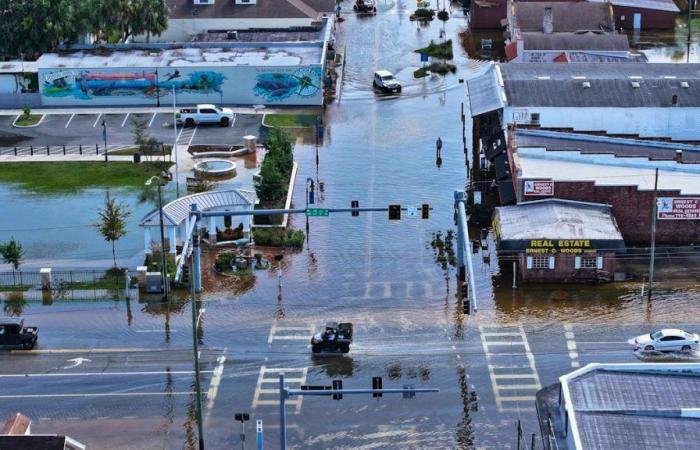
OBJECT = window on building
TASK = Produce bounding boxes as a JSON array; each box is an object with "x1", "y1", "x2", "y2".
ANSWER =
[
  {"x1": 530, "y1": 113, "x2": 540, "y2": 124},
  {"x1": 580, "y1": 257, "x2": 597, "y2": 269},
  {"x1": 531, "y1": 255, "x2": 550, "y2": 269}
]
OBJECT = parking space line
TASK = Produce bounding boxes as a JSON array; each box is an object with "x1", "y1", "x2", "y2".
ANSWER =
[
  {"x1": 121, "y1": 113, "x2": 130, "y2": 127},
  {"x1": 230, "y1": 113, "x2": 237, "y2": 127},
  {"x1": 64, "y1": 114, "x2": 75, "y2": 128},
  {"x1": 148, "y1": 112, "x2": 157, "y2": 128},
  {"x1": 93, "y1": 113, "x2": 102, "y2": 128}
]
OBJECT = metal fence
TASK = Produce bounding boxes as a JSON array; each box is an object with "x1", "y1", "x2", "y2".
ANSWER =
[
  {"x1": 0, "y1": 143, "x2": 173, "y2": 158},
  {"x1": 0, "y1": 269, "x2": 129, "y2": 292}
]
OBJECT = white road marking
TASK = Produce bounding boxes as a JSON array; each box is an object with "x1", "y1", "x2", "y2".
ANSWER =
[
  {"x1": 0, "y1": 392, "x2": 197, "y2": 399},
  {"x1": 63, "y1": 357, "x2": 91, "y2": 369},
  {"x1": 252, "y1": 366, "x2": 307, "y2": 413},
  {"x1": 148, "y1": 112, "x2": 157, "y2": 128},
  {"x1": 64, "y1": 114, "x2": 75, "y2": 128},
  {"x1": 12, "y1": 347, "x2": 190, "y2": 354},
  {"x1": 564, "y1": 323, "x2": 581, "y2": 368},
  {"x1": 134, "y1": 329, "x2": 178, "y2": 333},
  {"x1": 479, "y1": 323, "x2": 542, "y2": 412},
  {"x1": 0, "y1": 370, "x2": 215, "y2": 378},
  {"x1": 268, "y1": 324, "x2": 314, "y2": 344},
  {"x1": 205, "y1": 355, "x2": 226, "y2": 420},
  {"x1": 121, "y1": 113, "x2": 130, "y2": 127},
  {"x1": 230, "y1": 113, "x2": 237, "y2": 127},
  {"x1": 92, "y1": 113, "x2": 102, "y2": 128}
]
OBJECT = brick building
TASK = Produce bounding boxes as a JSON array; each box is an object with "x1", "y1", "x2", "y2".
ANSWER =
[
  {"x1": 493, "y1": 199, "x2": 625, "y2": 283},
  {"x1": 510, "y1": 129, "x2": 700, "y2": 245}
]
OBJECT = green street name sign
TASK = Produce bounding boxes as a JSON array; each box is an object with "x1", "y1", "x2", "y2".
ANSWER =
[{"x1": 305, "y1": 208, "x2": 330, "y2": 217}]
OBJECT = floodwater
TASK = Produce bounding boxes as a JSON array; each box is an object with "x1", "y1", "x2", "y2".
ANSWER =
[{"x1": 0, "y1": 2, "x2": 699, "y2": 449}]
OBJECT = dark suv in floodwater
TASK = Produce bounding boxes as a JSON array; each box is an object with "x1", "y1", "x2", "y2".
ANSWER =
[{"x1": 0, "y1": 319, "x2": 38, "y2": 350}]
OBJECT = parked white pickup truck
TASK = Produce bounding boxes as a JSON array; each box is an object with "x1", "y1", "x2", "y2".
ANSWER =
[{"x1": 177, "y1": 104, "x2": 234, "y2": 127}]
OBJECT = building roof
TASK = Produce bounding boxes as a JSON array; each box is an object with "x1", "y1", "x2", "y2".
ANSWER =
[
  {"x1": 559, "y1": 363, "x2": 700, "y2": 450},
  {"x1": 588, "y1": 0, "x2": 680, "y2": 13},
  {"x1": 499, "y1": 63, "x2": 700, "y2": 107},
  {"x1": 140, "y1": 189, "x2": 256, "y2": 228},
  {"x1": 494, "y1": 198, "x2": 624, "y2": 241},
  {"x1": 513, "y1": 129, "x2": 700, "y2": 162},
  {"x1": 0, "y1": 435, "x2": 81, "y2": 450},
  {"x1": 1, "y1": 413, "x2": 30, "y2": 435},
  {"x1": 514, "y1": 2, "x2": 614, "y2": 32},
  {"x1": 515, "y1": 146, "x2": 700, "y2": 195},
  {"x1": 466, "y1": 63, "x2": 506, "y2": 116},
  {"x1": 34, "y1": 44, "x2": 322, "y2": 69},
  {"x1": 521, "y1": 32, "x2": 629, "y2": 51},
  {"x1": 166, "y1": 0, "x2": 335, "y2": 20}
]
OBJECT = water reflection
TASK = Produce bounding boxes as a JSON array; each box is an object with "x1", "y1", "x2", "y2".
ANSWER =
[{"x1": 311, "y1": 354, "x2": 356, "y2": 378}]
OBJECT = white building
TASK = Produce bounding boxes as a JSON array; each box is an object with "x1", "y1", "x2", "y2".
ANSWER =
[
  {"x1": 147, "y1": 0, "x2": 336, "y2": 43},
  {"x1": 467, "y1": 63, "x2": 700, "y2": 141}
]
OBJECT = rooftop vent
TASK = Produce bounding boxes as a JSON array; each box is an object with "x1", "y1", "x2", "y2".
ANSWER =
[
  {"x1": 543, "y1": 7, "x2": 554, "y2": 34},
  {"x1": 582, "y1": 81, "x2": 591, "y2": 88},
  {"x1": 631, "y1": 81, "x2": 640, "y2": 88},
  {"x1": 681, "y1": 81, "x2": 690, "y2": 88}
]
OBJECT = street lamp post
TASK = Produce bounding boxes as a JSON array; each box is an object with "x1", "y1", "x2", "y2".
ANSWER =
[
  {"x1": 146, "y1": 174, "x2": 169, "y2": 300},
  {"x1": 172, "y1": 85, "x2": 180, "y2": 198},
  {"x1": 102, "y1": 120, "x2": 108, "y2": 162}
]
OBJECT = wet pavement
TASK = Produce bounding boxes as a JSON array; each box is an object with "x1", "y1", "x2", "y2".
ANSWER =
[{"x1": 1, "y1": 2, "x2": 700, "y2": 449}]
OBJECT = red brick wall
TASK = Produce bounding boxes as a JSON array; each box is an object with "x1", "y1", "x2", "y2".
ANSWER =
[
  {"x1": 612, "y1": 6, "x2": 677, "y2": 29},
  {"x1": 470, "y1": 0, "x2": 508, "y2": 29},
  {"x1": 518, "y1": 253, "x2": 616, "y2": 283},
  {"x1": 521, "y1": 180, "x2": 700, "y2": 245}
]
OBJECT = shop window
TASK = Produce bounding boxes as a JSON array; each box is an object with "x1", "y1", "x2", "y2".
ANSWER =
[
  {"x1": 580, "y1": 257, "x2": 597, "y2": 269},
  {"x1": 529, "y1": 255, "x2": 550, "y2": 269}
]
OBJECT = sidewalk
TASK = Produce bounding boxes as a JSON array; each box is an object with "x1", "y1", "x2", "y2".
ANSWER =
[{"x1": 0, "y1": 105, "x2": 321, "y2": 116}]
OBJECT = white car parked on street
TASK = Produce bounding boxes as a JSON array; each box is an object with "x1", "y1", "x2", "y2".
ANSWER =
[{"x1": 632, "y1": 329, "x2": 699, "y2": 353}]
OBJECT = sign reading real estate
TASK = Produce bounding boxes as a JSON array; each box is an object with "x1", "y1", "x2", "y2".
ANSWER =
[
  {"x1": 657, "y1": 197, "x2": 700, "y2": 220},
  {"x1": 523, "y1": 180, "x2": 554, "y2": 196}
]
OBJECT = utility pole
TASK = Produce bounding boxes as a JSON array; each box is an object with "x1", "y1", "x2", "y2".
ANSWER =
[
  {"x1": 146, "y1": 175, "x2": 169, "y2": 300},
  {"x1": 647, "y1": 167, "x2": 659, "y2": 301},
  {"x1": 190, "y1": 220, "x2": 205, "y2": 450},
  {"x1": 172, "y1": 85, "x2": 180, "y2": 198},
  {"x1": 689, "y1": 0, "x2": 695, "y2": 63}
]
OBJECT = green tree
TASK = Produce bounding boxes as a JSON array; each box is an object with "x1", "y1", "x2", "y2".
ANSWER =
[
  {"x1": 96, "y1": 195, "x2": 131, "y2": 268},
  {"x1": 0, "y1": 237, "x2": 24, "y2": 271}
]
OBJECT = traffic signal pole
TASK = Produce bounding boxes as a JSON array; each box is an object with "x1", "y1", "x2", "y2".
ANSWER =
[
  {"x1": 454, "y1": 190, "x2": 478, "y2": 314},
  {"x1": 278, "y1": 373, "x2": 439, "y2": 450}
]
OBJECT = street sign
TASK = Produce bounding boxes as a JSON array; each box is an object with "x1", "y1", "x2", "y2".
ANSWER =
[
  {"x1": 406, "y1": 206, "x2": 418, "y2": 218},
  {"x1": 305, "y1": 208, "x2": 329, "y2": 217},
  {"x1": 524, "y1": 180, "x2": 554, "y2": 196},
  {"x1": 420, "y1": 52, "x2": 429, "y2": 63},
  {"x1": 657, "y1": 197, "x2": 700, "y2": 219}
]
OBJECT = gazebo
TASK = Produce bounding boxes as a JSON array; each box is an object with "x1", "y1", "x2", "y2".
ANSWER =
[{"x1": 140, "y1": 189, "x2": 256, "y2": 255}]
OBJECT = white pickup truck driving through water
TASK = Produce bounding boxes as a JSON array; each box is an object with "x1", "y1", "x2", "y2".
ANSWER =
[{"x1": 177, "y1": 104, "x2": 234, "y2": 127}]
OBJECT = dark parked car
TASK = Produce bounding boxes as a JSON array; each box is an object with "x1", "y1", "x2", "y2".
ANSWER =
[
  {"x1": 0, "y1": 319, "x2": 38, "y2": 350},
  {"x1": 311, "y1": 322, "x2": 353, "y2": 353}
]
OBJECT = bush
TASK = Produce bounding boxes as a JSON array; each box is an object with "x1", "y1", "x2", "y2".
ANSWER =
[
  {"x1": 414, "y1": 8, "x2": 435, "y2": 18},
  {"x1": 214, "y1": 252, "x2": 236, "y2": 271},
  {"x1": 255, "y1": 129, "x2": 294, "y2": 204},
  {"x1": 22, "y1": 104, "x2": 31, "y2": 119},
  {"x1": 415, "y1": 40, "x2": 453, "y2": 60},
  {"x1": 253, "y1": 228, "x2": 305, "y2": 248}
]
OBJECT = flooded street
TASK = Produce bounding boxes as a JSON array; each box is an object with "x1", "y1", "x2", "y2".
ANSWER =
[{"x1": 0, "y1": 2, "x2": 699, "y2": 449}]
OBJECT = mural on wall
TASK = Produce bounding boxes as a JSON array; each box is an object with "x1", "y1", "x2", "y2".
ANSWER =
[
  {"x1": 253, "y1": 67, "x2": 322, "y2": 101},
  {"x1": 40, "y1": 69, "x2": 226, "y2": 99}
]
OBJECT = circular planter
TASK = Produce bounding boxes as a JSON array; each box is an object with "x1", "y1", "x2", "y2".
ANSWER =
[{"x1": 193, "y1": 159, "x2": 237, "y2": 178}]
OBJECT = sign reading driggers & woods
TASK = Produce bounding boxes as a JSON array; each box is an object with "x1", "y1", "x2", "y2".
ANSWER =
[
  {"x1": 523, "y1": 180, "x2": 554, "y2": 196},
  {"x1": 657, "y1": 198, "x2": 700, "y2": 220}
]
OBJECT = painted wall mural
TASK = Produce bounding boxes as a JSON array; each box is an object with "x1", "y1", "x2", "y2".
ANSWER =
[
  {"x1": 253, "y1": 67, "x2": 322, "y2": 102},
  {"x1": 38, "y1": 65, "x2": 323, "y2": 107}
]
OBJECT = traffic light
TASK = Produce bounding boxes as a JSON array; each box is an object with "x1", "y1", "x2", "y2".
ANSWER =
[
  {"x1": 332, "y1": 379, "x2": 343, "y2": 400},
  {"x1": 421, "y1": 203, "x2": 430, "y2": 219},
  {"x1": 351, "y1": 200, "x2": 359, "y2": 217},
  {"x1": 234, "y1": 413, "x2": 250, "y2": 422},
  {"x1": 372, "y1": 376, "x2": 383, "y2": 398},
  {"x1": 461, "y1": 283, "x2": 470, "y2": 314},
  {"x1": 388, "y1": 204, "x2": 401, "y2": 221}
]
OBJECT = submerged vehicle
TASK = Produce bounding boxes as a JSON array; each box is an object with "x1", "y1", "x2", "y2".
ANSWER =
[
  {"x1": 311, "y1": 322, "x2": 353, "y2": 353},
  {"x1": 354, "y1": 0, "x2": 377, "y2": 13},
  {"x1": 0, "y1": 319, "x2": 38, "y2": 350},
  {"x1": 373, "y1": 70, "x2": 402, "y2": 93}
]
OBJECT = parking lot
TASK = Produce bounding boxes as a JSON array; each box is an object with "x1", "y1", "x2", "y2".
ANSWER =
[{"x1": 0, "y1": 112, "x2": 264, "y2": 153}]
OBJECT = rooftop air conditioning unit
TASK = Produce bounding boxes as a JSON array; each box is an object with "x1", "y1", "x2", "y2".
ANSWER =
[
  {"x1": 582, "y1": 81, "x2": 591, "y2": 88},
  {"x1": 227, "y1": 30, "x2": 238, "y2": 40}
]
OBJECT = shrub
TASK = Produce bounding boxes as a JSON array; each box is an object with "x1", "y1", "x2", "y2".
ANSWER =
[
  {"x1": 22, "y1": 104, "x2": 31, "y2": 119},
  {"x1": 253, "y1": 228, "x2": 305, "y2": 248},
  {"x1": 255, "y1": 129, "x2": 294, "y2": 204},
  {"x1": 214, "y1": 252, "x2": 236, "y2": 271},
  {"x1": 437, "y1": 10, "x2": 449, "y2": 21},
  {"x1": 414, "y1": 8, "x2": 435, "y2": 18}
]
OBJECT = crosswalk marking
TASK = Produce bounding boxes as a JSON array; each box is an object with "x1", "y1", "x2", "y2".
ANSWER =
[
  {"x1": 564, "y1": 323, "x2": 580, "y2": 368},
  {"x1": 267, "y1": 324, "x2": 315, "y2": 344},
  {"x1": 252, "y1": 366, "x2": 307, "y2": 413},
  {"x1": 358, "y1": 281, "x2": 435, "y2": 299},
  {"x1": 480, "y1": 323, "x2": 542, "y2": 412}
]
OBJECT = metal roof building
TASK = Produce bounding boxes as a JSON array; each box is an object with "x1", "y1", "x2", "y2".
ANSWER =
[{"x1": 537, "y1": 363, "x2": 700, "y2": 450}]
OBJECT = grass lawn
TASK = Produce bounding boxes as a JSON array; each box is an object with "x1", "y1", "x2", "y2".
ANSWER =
[
  {"x1": 109, "y1": 145, "x2": 173, "y2": 156},
  {"x1": 0, "y1": 285, "x2": 30, "y2": 292},
  {"x1": 14, "y1": 114, "x2": 43, "y2": 127},
  {"x1": 0, "y1": 161, "x2": 172, "y2": 194},
  {"x1": 264, "y1": 114, "x2": 319, "y2": 128},
  {"x1": 414, "y1": 62, "x2": 457, "y2": 78}
]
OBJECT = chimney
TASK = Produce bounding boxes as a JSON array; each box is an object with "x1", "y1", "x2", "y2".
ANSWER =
[
  {"x1": 676, "y1": 149, "x2": 683, "y2": 163},
  {"x1": 672, "y1": 94, "x2": 679, "y2": 106},
  {"x1": 543, "y1": 7, "x2": 553, "y2": 34}
]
